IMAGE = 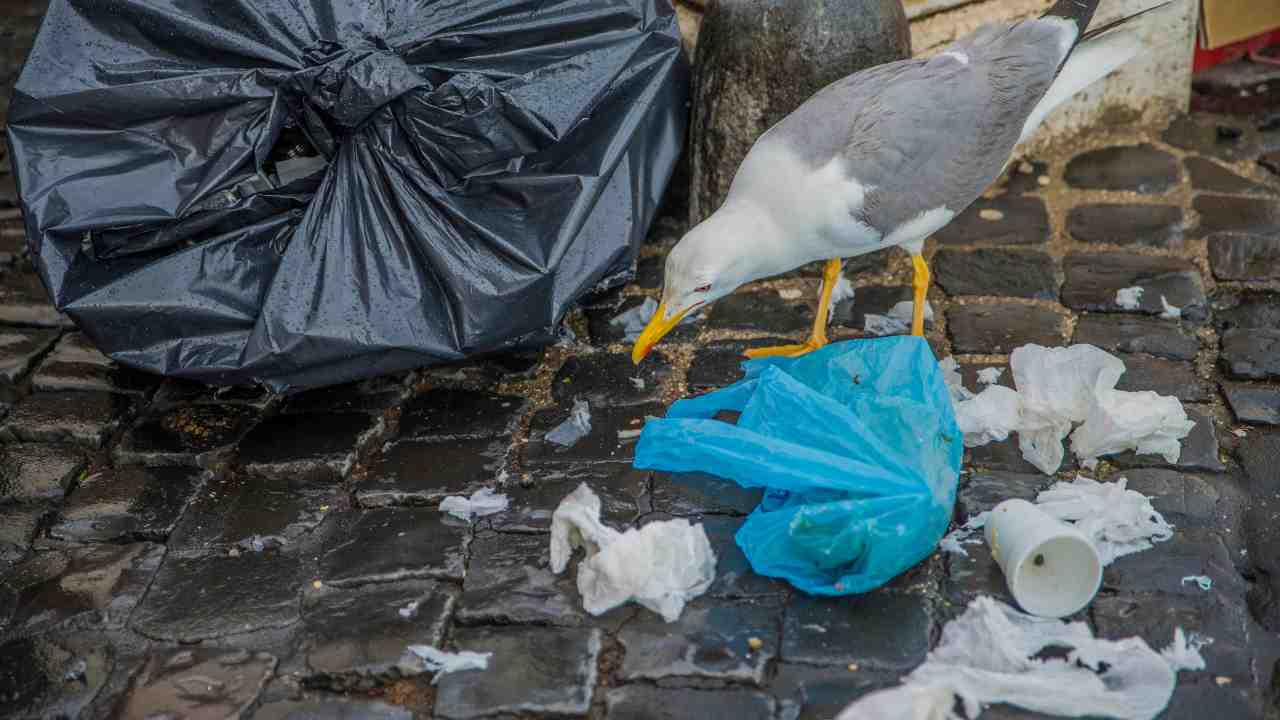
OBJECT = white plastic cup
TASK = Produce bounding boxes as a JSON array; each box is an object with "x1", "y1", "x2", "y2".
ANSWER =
[{"x1": 984, "y1": 499, "x2": 1102, "y2": 618}]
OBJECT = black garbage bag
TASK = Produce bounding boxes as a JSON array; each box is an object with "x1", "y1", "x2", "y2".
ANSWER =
[{"x1": 5, "y1": 0, "x2": 687, "y2": 392}]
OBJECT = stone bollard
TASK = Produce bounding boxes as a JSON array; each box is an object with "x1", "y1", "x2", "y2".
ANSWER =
[{"x1": 688, "y1": 0, "x2": 911, "y2": 224}]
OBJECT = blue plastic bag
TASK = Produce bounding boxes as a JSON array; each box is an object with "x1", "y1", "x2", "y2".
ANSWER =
[{"x1": 633, "y1": 336, "x2": 962, "y2": 595}]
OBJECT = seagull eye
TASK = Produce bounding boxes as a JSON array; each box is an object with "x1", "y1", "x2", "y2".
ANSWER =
[{"x1": 694, "y1": 284, "x2": 711, "y2": 293}]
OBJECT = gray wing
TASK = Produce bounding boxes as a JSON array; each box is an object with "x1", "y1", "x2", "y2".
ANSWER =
[{"x1": 764, "y1": 19, "x2": 1072, "y2": 235}]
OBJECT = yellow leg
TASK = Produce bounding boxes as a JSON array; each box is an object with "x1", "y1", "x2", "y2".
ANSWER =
[
  {"x1": 911, "y1": 253, "x2": 930, "y2": 337},
  {"x1": 745, "y1": 259, "x2": 843, "y2": 359}
]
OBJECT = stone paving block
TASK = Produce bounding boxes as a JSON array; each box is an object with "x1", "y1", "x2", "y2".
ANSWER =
[
  {"x1": 651, "y1": 470, "x2": 762, "y2": 517},
  {"x1": 279, "y1": 375, "x2": 407, "y2": 416},
  {"x1": 0, "y1": 443, "x2": 85, "y2": 503},
  {"x1": 782, "y1": 591, "x2": 930, "y2": 670},
  {"x1": 587, "y1": 295, "x2": 701, "y2": 345},
  {"x1": 1208, "y1": 233, "x2": 1280, "y2": 280},
  {"x1": 491, "y1": 467, "x2": 649, "y2": 533},
  {"x1": 770, "y1": 664, "x2": 897, "y2": 720},
  {"x1": 1112, "y1": 408, "x2": 1224, "y2": 472},
  {"x1": 1120, "y1": 469, "x2": 1223, "y2": 529},
  {"x1": 524, "y1": 401, "x2": 662, "y2": 467},
  {"x1": 932, "y1": 248, "x2": 1057, "y2": 299},
  {"x1": 254, "y1": 699, "x2": 414, "y2": 720},
  {"x1": 0, "y1": 271, "x2": 70, "y2": 327},
  {"x1": 686, "y1": 338, "x2": 791, "y2": 392},
  {"x1": 551, "y1": 352, "x2": 670, "y2": 408},
  {"x1": 0, "y1": 504, "x2": 43, "y2": 566},
  {"x1": 299, "y1": 579, "x2": 456, "y2": 690},
  {"x1": 30, "y1": 333, "x2": 154, "y2": 395},
  {"x1": 635, "y1": 254, "x2": 663, "y2": 289},
  {"x1": 238, "y1": 412, "x2": 376, "y2": 474},
  {"x1": 0, "y1": 327, "x2": 55, "y2": 385},
  {"x1": 944, "y1": 541, "x2": 1017, "y2": 607},
  {"x1": 1064, "y1": 144, "x2": 1180, "y2": 193},
  {"x1": 434, "y1": 626, "x2": 600, "y2": 719},
  {"x1": 1092, "y1": 591, "x2": 1254, "y2": 682},
  {"x1": 830, "y1": 285, "x2": 935, "y2": 334},
  {"x1": 0, "y1": 390, "x2": 133, "y2": 447},
  {"x1": 946, "y1": 303, "x2": 1069, "y2": 354},
  {"x1": 1222, "y1": 382, "x2": 1280, "y2": 425},
  {"x1": 397, "y1": 388, "x2": 524, "y2": 442},
  {"x1": 1104, "y1": 528, "x2": 1242, "y2": 597},
  {"x1": 1, "y1": 543, "x2": 163, "y2": 637},
  {"x1": 1114, "y1": 353, "x2": 1211, "y2": 403},
  {"x1": 115, "y1": 403, "x2": 259, "y2": 465},
  {"x1": 1214, "y1": 290, "x2": 1280, "y2": 331},
  {"x1": 1185, "y1": 156, "x2": 1272, "y2": 195},
  {"x1": 617, "y1": 598, "x2": 780, "y2": 685},
  {"x1": 168, "y1": 467, "x2": 341, "y2": 554},
  {"x1": 1220, "y1": 328, "x2": 1280, "y2": 380},
  {"x1": 1066, "y1": 204, "x2": 1185, "y2": 248},
  {"x1": 1162, "y1": 684, "x2": 1265, "y2": 720},
  {"x1": 1002, "y1": 159, "x2": 1051, "y2": 194},
  {"x1": 457, "y1": 531, "x2": 605, "y2": 628},
  {"x1": 1243, "y1": 433, "x2": 1280, "y2": 629},
  {"x1": 704, "y1": 291, "x2": 813, "y2": 335},
  {"x1": 1194, "y1": 194, "x2": 1280, "y2": 236},
  {"x1": 605, "y1": 686, "x2": 776, "y2": 720},
  {"x1": 355, "y1": 438, "x2": 507, "y2": 508},
  {"x1": 1061, "y1": 253, "x2": 1207, "y2": 320},
  {"x1": 118, "y1": 647, "x2": 276, "y2": 719},
  {"x1": 49, "y1": 466, "x2": 206, "y2": 543},
  {"x1": 956, "y1": 471, "x2": 1046, "y2": 519},
  {"x1": 1162, "y1": 114, "x2": 1257, "y2": 161},
  {"x1": 319, "y1": 508, "x2": 468, "y2": 586},
  {"x1": 934, "y1": 195, "x2": 1051, "y2": 246},
  {"x1": 130, "y1": 551, "x2": 306, "y2": 642},
  {"x1": 698, "y1": 515, "x2": 788, "y2": 599},
  {"x1": 1071, "y1": 314, "x2": 1200, "y2": 361},
  {"x1": 0, "y1": 631, "x2": 138, "y2": 720}
]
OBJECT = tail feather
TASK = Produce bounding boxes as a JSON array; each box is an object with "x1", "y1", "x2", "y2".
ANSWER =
[{"x1": 1019, "y1": 1, "x2": 1175, "y2": 143}]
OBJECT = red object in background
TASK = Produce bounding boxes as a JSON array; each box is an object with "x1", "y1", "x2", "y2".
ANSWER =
[{"x1": 1194, "y1": 28, "x2": 1280, "y2": 74}]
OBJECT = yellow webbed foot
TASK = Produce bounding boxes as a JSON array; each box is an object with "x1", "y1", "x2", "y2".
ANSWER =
[{"x1": 743, "y1": 338, "x2": 827, "y2": 359}]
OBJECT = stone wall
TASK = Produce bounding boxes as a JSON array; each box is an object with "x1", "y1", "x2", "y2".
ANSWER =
[{"x1": 678, "y1": 0, "x2": 1198, "y2": 152}]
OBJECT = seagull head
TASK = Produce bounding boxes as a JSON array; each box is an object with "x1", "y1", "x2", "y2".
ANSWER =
[{"x1": 632, "y1": 217, "x2": 751, "y2": 364}]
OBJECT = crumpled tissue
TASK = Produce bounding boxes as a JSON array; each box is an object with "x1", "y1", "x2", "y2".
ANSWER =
[
  {"x1": 439, "y1": 488, "x2": 510, "y2": 521},
  {"x1": 1035, "y1": 475, "x2": 1174, "y2": 565},
  {"x1": 550, "y1": 484, "x2": 716, "y2": 622},
  {"x1": 836, "y1": 596, "x2": 1209, "y2": 720},
  {"x1": 946, "y1": 344, "x2": 1195, "y2": 475},
  {"x1": 403, "y1": 645, "x2": 491, "y2": 684}
]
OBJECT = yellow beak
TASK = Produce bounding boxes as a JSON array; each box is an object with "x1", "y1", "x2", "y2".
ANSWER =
[{"x1": 631, "y1": 301, "x2": 692, "y2": 364}]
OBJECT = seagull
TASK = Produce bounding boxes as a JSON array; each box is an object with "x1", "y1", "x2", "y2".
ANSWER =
[{"x1": 633, "y1": 0, "x2": 1169, "y2": 364}]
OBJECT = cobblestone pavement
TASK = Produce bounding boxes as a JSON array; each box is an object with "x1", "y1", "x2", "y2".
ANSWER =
[{"x1": 4, "y1": 4, "x2": 1280, "y2": 719}]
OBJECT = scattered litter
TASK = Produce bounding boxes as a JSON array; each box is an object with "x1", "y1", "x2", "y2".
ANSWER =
[
  {"x1": 940, "y1": 356, "x2": 973, "y2": 402},
  {"x1": 828, "y1": 275, "x2": 856, "y2": 323},
  {"x1": 1216, "y1": 676, "x2": 1233, "y2": 686},
  {"x1": 617, "y1": 429, "x2": 644, "y2": 441},
  {"x1": 439, "y1": 488, "x2": 510, "y2": 521},
  {"x1": 747, "y1": 637, "x2": 764, "y2": 652},
  {"x1": 404, "y1": 646, "x2": 491, "y2": 684},
  {"x1": 864, "y1": 301, "x2": 933, "y2": 337},
  {"x1": 949, "y1": 344, "x2": 1194, "y2": 475},
  {"x1": 550, "y1": 484, "x2": 716, "y2": 622},
  {"x1": 847, "y1": 663, "x2": 859, "y2": 672},
  {"x1": 1159, "y1": 296, "x2": 1182, "y2": 320},
  {"x1": 1035, "y1": 476, "x2": 1173, "y2": 565},
  {"x1": 1018, "y1": 160, "x2": 1034, "y2": 174},
  {"x1": 312, "y1": 580, "x2": 323, "y2": 589},
  {"x1": 778, "y1": 288, "x2": 804, "y2": 300},
  {"x1": 612, "y1": 297, "x2": 699, "y2": 341},
  {"x1": 1037, "y1": 175, "x2": 1051, "y2": 186},
  {"x1": 836, "y1": 596, "x2": 1207, "y2": 720},
  {"x1": 635, "y1": 337, "x2": 961, "y2": 595},
  {"x1": 939, "y1": 513, "x2": 989, "y2": 558},
  {"x1": 979, "y1": 208, "x2": 1005, "y2": 221},
  {"x1": 556, "y1": 323, "x2": 577, "y2": 347},
  {"x1": 977, "y1": 367, "x2": 1004, "y2": 385},
  {"x1": 1181, "y1": 575, "x2": 1212, "y2": 591},
  {"x1": 546, "y1": 399, "x2": 593, "y2": 447},
  {"x1": 1116, "y1": 286, "x2": 1145, "y2": 310},
  {"x1": 1233, "y1": 428, "x2": 1248, "y2": 438},
  {"x1": 1161, "y1": 629, "x2": 1210, "y2": 672},
  {"x1": 803, "y1": 624, "x2": 829, "y2": 634},
  {"x1": 399, "y1": 600, "x2": 421, "y2": 619},
  {"x1": 630, "y1": 376, "x2": 646, "y2": 391},
  {"x1": 238, "y1": 535, "x2": 286, "y2": 553}
]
